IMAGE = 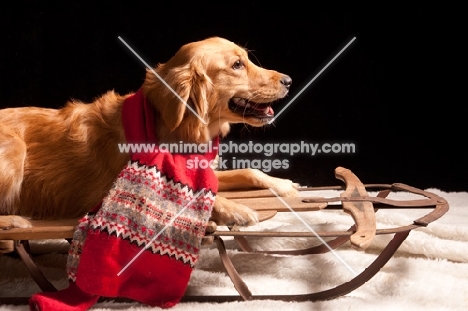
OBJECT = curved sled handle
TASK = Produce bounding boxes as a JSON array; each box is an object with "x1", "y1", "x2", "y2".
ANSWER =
[{"x1": 335, "y1": 167, "x2": 376, "y2": 250}]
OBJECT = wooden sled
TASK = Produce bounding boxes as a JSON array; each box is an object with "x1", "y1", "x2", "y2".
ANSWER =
[{"x1": 0, "y1": 167, "x2": 449, "y2": 304}]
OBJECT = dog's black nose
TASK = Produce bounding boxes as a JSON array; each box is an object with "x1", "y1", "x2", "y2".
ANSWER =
[{"x1": 280, "y1": 75, "x2": 292, "y2": 89}]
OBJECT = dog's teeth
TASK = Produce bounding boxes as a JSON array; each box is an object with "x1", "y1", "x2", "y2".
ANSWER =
[{"x1": 233, "y1": 98, "x2": 248, "y2": 107}]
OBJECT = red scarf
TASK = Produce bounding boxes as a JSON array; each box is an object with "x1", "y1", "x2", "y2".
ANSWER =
[{"x1": 66, "y1": 89, "x2": 219, "y2": 307}]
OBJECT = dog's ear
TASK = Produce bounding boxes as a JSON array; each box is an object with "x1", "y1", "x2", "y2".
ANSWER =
[
  {"x1": 187, "y1": 58, "x2": 213, "y2": 124},
  {"x1": 143, "y1": 64, "x2": 191, "y2": 131},
  {"x1": 144, "y1": 58, "x2": 212, "y2": 141}
]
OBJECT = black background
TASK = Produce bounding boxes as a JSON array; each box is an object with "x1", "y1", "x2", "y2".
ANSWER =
[{"x1": 1, "y1": 2, "x2": 465, "y2": 191}]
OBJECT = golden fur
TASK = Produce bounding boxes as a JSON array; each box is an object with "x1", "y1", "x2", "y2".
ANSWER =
[{"x1": 0, "y1": 37, "x2": 298, "y2": 234}]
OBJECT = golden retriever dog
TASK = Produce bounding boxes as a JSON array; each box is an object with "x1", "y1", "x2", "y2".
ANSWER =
[{"x1": 0, "y1": 37, "x2": 298, "y2": 246}]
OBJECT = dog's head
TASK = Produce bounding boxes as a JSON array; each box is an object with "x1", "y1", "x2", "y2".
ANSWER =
[{"x1": 143, "y1": 37, "x2": 291, "y2": 143}]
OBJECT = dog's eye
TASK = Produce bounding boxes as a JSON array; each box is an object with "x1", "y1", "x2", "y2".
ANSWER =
[{"x1": 232, "y1": 60, "x2": 244, "y2": 70}]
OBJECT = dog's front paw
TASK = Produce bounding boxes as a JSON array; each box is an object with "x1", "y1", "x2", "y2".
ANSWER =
[
  {"x1": 247, "y1": 168, "x2": 300, "y2": 197},
  {"x1": 211, "y1": 196, "x2": 258, "y2": 226},
  {"x1": 0, "y1": 215, "x2": 32, "y2": 229},
  {"x1": 269, "y1": 177, "x2": 301, "y2": 197}
]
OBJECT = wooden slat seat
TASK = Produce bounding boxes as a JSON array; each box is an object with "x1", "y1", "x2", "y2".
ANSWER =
[{"x1": 0, "y1": 219, "x2": 78, "y2": 241}]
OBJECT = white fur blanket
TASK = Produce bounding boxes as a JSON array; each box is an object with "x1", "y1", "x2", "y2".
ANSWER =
[{"x1": 1, "y1": 189, "x2": 467, "y2": 311}]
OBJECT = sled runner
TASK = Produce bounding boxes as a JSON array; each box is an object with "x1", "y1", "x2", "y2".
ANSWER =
[{"x1": 0, "y1": 167, "x2": 449, "y2": 304}]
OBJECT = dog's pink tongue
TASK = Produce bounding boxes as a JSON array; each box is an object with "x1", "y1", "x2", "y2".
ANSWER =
[{"x1": 253, "y1": 105, "x2": 274, "y2": 115}]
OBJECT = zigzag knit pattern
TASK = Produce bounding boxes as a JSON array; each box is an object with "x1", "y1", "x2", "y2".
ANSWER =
[{"x1": 67, "y1": 159, "x2": 216, "y2": 282}]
